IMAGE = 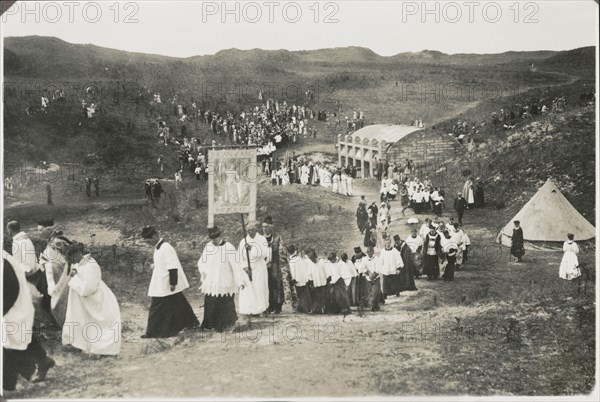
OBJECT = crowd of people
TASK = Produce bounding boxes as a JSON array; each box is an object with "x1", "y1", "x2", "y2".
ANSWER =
[
  {"x1": 266, "y1": 154, "x2": 357, "y2": 197},
  {"x1": 156, "y1": 95, "x2": 326, "y2": 154},
  {"x1": 355, "y1": 188, "x2": 471, "y2": 280}
]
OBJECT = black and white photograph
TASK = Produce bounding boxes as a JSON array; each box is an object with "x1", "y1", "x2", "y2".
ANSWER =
[{"x1": 1, "y1": 0, "x2": 598, "y2": 399}]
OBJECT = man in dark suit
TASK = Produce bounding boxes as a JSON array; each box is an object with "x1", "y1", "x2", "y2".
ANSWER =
[
  {"x1": 511, "y1": 220, "x2": 525, "y2": 262},
  {"x1": 454, "y1": 192, "x2": 468, "y2": 225}
]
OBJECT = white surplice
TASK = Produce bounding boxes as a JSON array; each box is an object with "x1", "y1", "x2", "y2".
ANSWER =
[
  {"x1": 63, "y1": 256, "x2": 121, "y2": 355},
  {"x1": 238, "y1": 234, "x2": 270, "y2": 314}
]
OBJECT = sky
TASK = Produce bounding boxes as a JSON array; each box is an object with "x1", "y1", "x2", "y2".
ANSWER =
[{"x1": 1, "y1": 0, "x2": 598, "y2": 57}]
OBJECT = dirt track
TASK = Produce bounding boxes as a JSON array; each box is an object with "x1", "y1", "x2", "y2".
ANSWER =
[{"x1": 5, "y1": 176, "x2": 594, "y2": 398}]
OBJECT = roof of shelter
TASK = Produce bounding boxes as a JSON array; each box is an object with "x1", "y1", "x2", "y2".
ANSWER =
[{"x1": 351, "y1": 124, "x2": 424, "y2": 144}]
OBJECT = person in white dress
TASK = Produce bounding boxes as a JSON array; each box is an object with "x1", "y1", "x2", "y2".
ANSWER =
[
  {"x1": 559, "y1": 234, "x2": 581, "y2": 280},
  {"x1": 300, "y1": 163, "x2": 310, "y2": 185},
  {"x1": 238, "y1": 222, "x2": 270, "y2": 316},
  {"x1": 462, "y1": 177, "x2": 475, "y2": 207},
  {"x1": 346, "y1": 170, "x2": 354, "y2": 196},
  {"x1": 62, "y1": 245, "x2": 121, "y2": 355},
  {"x1": 332, "y1": 170, "x2": 339, "y2": 193},
  {"x1": 281, "y1": 167, "x2": 290, "y2": 186},
  {"x1": 340, "y1": 170, "x2": 348, "y2": 195}
]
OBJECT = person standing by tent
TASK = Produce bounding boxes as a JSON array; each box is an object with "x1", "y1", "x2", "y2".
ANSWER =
[
  {"x1": 559, "y1": 234, "x2": 581, "y2": 280},
  {"x1": 454, "y1": 193, "x2": 468, "y2": 226},
  {"x1": 511, "y1": 221, "x2": 525, "y2": 262}
]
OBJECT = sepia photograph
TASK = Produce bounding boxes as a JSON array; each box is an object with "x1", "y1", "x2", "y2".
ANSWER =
[{"x1": 1, "y1": 0, "x2": 598, "y2": 400}]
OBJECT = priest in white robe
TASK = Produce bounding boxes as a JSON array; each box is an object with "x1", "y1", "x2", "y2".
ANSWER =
[
  {"x1": 62, "y1": 247, "x2": 121, "y2": 355},
  {"x1": 238, "y1": 222, "x2": 270, "y2": 316}
]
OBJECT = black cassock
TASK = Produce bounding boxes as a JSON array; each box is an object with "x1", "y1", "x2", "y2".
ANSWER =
[{"x1": 511, "y1": 227, "x2": 525, "y2": 258}]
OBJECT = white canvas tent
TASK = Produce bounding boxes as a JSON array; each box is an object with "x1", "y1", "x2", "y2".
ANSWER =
[{"x1": 496, "y1": 179, "x2": 596, "y2": 250}]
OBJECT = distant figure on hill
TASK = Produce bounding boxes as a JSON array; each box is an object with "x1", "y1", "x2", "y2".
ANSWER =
[
  {"x1": 511, "y1": 220, "x2": 525, "y2": 263},
  {"x1": 158, "y1": 154, "x2": 165, "y2": 173},
  {"x1": 4, "y1": 176, "x2": 15, "y2": 197},
  {"x1": 92, "y1": 178, "x2": 100, "y2": 197},
  {"x1": 44, "y1": 181, "x2": 53, "y2": 205},
  {"x1": 175, "y1": 170, "x2": 183, "y2": 190},
  {"x1": 84, "y1": 178, "x2": 92, "y2": 197}
]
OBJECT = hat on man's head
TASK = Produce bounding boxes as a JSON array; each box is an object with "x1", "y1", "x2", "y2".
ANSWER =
[
  {"x1": 48, "y1": 234, "x2": 73, "y2": 254},
  {"x1": 246, "y1": 220, "x2": 259, "y2": 228},
  {"x1": 208, "y1": 226, "x2": 222, "y2": 239},
  {"x1": 353, "y1": 246, "x2": 363, "y2": 254},
  {"x1": 141, "y1": 226, "x2": 156, "y2": 239},
  {"x1": 263, "y1": 216, "x2": 274, "y2": 226},
  {"x1": 36, "y1": 218, "x2": 55, "y2": 228}
]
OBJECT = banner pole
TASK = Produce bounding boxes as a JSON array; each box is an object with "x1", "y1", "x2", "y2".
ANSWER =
[{"x1": 240, "y1": 213, "x2": 252, "y2": 281}]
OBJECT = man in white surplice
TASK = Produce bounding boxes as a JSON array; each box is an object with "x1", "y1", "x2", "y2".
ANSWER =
[{"x1": 238, "y1": 221, "x2": 270, "y2": 315}]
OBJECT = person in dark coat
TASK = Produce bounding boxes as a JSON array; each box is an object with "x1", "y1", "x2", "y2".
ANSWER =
[
  {"x1": 45, "y1": 181, "x2": 53, "y2": 205},
  {"x1": 356, "y1": 198, "x2": 369, "y2": 234},
  {"x1": 351, "y1": 247, "x2": 368, "y2": 307},
  {"x1": 396, "y1": 234, "x2": 418, "y2": 291},
  {"x1": 474, "y1": 179, "x2": 485, "y2": 208},
  {"x1": 140, "y1": 227, "x2": 199, "y2": 338},
  {"x1": 85, "y1": 178, "x2": 92, "y2": 197},
  {"x1": 511, "y1": 220, "x2": 525, "y2": 262},
  {"x1": 363, "y1": 220, "x2": 377, "y2": 249},
  {"x1": 262, "y1": 216, "x2": 289, "y2": 314},
  {"x1": 454, "y1": 193, "x2": 468, "y2": 226}
]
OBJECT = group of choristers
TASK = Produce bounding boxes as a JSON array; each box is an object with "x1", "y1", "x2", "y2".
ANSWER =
[{"x1": 288, "y1": 233, "x2": 423, "y2": 313}]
